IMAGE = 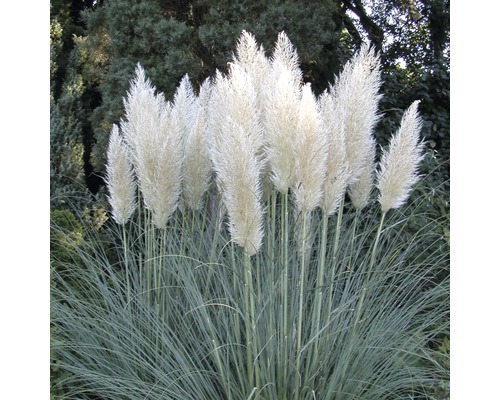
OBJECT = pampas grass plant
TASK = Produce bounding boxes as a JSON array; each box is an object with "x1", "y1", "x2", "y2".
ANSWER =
[{"x1": 51, "y1": 31, "x2": 449, "y2": 400}]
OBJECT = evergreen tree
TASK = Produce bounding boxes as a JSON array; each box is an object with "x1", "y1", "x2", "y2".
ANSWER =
[
  {"x1": 82, "y1": 0, "x2": 203, "y2": 173},
  {"x1": 50, "y1": 76, "x2": 89, "y2": 209},
  {"x1": 50, "y1": 0, "x2": 103, "y2": 210}
]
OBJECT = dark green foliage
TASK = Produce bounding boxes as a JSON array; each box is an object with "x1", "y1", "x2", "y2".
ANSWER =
[
  {"x1": 50, "y1": 207, "x2": 111, "y2": 282},
  {"x1": 371, "y1": 0, "x2": 450, "y2": 169},
  {"x1": 50, "y1": 18, "x2": 64, "y2": 94},
  {"x1": 50, "y1": 208, "x2": 84, "y2": 239},
  {"x1": 50, "y1": 75, "x2": 92, "y2": 209},
  {"x1": 50, "y1": 1, "x2": 82, "y2": 98},
  {"x1": 83, "y1": 0, "x2": 204, "y2": 172},
  {"x1": 50, "y1": 0, "x2": 104, "y2": 209},
  {"x1": 50, "y1": 209, "x2": 85, "y2": 271},
  {"x1": 195, "y1": 0, "x2": 345, "y2": 92}
]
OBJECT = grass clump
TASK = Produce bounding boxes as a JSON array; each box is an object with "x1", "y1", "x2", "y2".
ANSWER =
[{"x1": 51, "y1": 31, "x2": 449, "y2": 399}]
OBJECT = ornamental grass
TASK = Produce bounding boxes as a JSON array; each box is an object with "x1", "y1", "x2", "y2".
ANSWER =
[{"x1": 51, "y1": 31, "x2": 449, "y2": 400}]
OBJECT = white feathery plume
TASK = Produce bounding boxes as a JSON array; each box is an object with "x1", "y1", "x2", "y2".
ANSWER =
[
  {"x1": 233, "y1": 30, "x2": 270, "y2": 114},
  {"x1": 209, "y1": 63, "x2": 265, "y2": 255},
  {"x1": 205, "y1": 70, "x2": 231, "y2": 180},
  {"x1": 293, "y1": 83, "x2": 328, "y2": 213},
  {"x1": 171, "y1": 74, "x2": 197, "y2": 211},
  {"x1": 105, "y1": 124, "x2": 137, "y2": 225},
  {"x1": 121, "y1": 63, "x2": 157, "y2": 161},
  {"x1": 333, "y1": 44, "x2": 382, "y2": 188},
  {"x1": 377, "y1": 100, "x2": 425, "y2": 213},
  {"x1": 148, "y1": 99, "x2": 184, "y2": 227},
  {"x1": 318, "y1": 90, "x2": 349, "y2": 215},
  {"x1": 233, "y1": 30, "x2": 272, "y2": 199},
  {"x1": 172, "y1": 74, "x2": 196, "y2": 143},
  {"x1": 348, "y1": 140, "x2": 376, "y2": 210},
  {"x1": 270, "y1": 31, "x2": 302, "y2": 85},
  {"x1": 182, "y1": 77, "x2": 213, "y2": 210},
  {"x1": 121, "y1": 65, "x2": 183, "y2": 228},
  {"x1": 233, "y1": 30, "x2": 266, "y2": 71},
  {"x1": 262, "y1": 32, "x2": 302, "y2": 194}
]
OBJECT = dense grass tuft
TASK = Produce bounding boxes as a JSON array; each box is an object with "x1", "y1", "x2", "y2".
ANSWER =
[{"x1": 51, "y1": 178, "x2": 449, "y2": 399}]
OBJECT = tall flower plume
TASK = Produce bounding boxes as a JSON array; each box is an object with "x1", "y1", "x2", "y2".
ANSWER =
[
  {"x1": 318, "y1": 90, "x2": 349, "y2": 215},
  {"x1": 170, "y1": 74, "x2": 197, "y2": 211},
  {"x1": 182, "y1": 78, "x2": 213, "y2": 210},
  {"x1": 377, "y1": 101, "x2": 425, "y2": 213},
  {"x1": 121, "y1": 64, "x2": 157, "y2": 161},
  {"x1": 262, "y1": 31, "x2": 302, "y2": 194},
  {"x1": 105, "y1": 124, "x2": 137, "y2": 225},
  {"x1": 233, "y1": 30, "x2": 270, "y2": 115},
  {"x1": 209, "y1": 63, "x2": 265, "y2": 256},
  {"x1": 233, "y1": 30, "x2": 273, "y2": 199},
  {"x1": 121, "y1": 64, "x2": 183, "y2": 228},
  {"x1": 271, "y1": 31, "x2": 303, "y2": 88},
  {"x1": 172, "y1": 74, "x2": 196, "y2": 145},
  {"x1": 293, "y1": 83, "x2": 328, "y2": 213},
  {"x1": 333, "y1": 44, "x2": 382, "y2": 189}
]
